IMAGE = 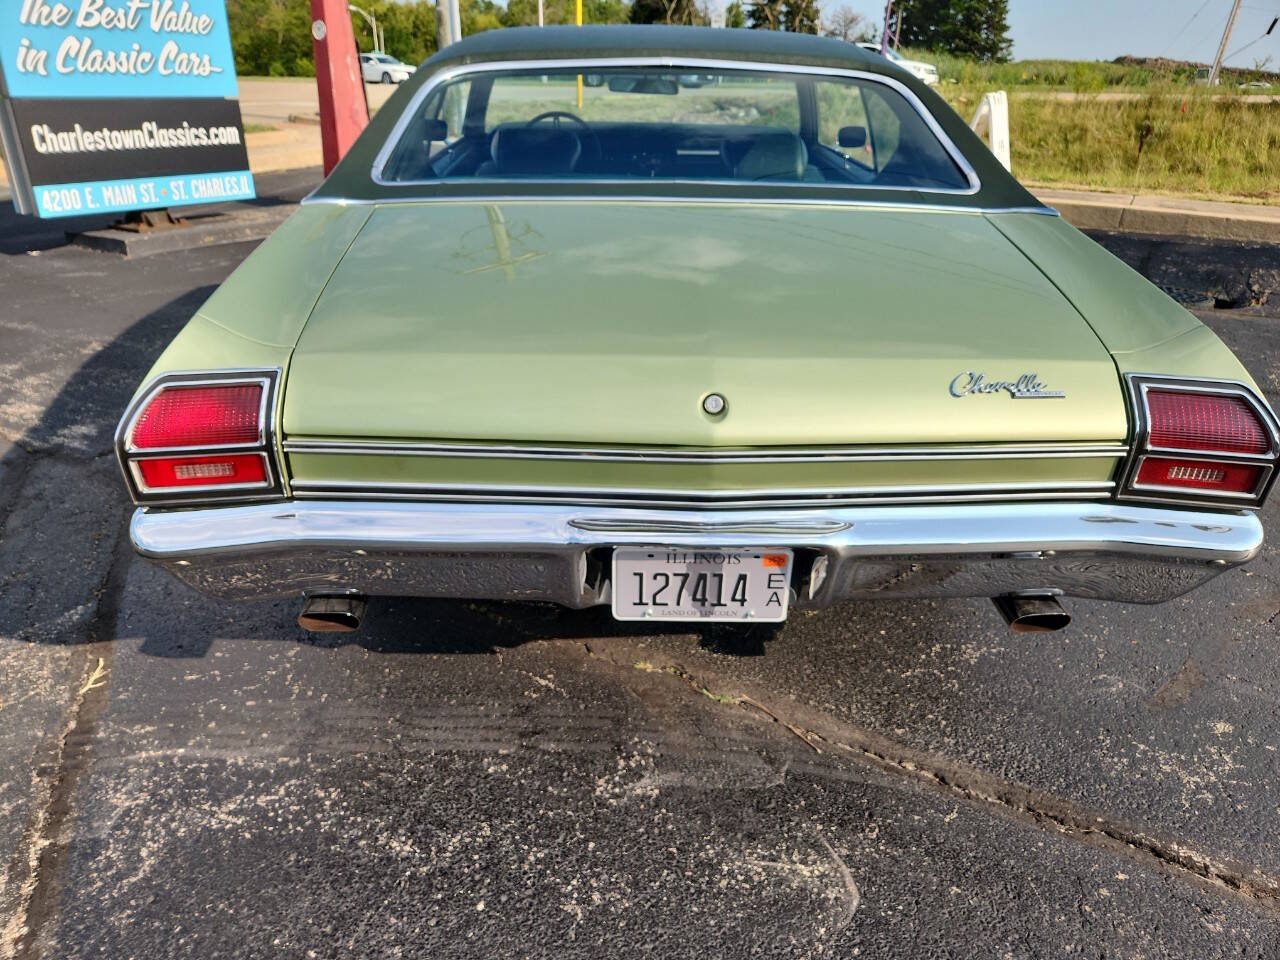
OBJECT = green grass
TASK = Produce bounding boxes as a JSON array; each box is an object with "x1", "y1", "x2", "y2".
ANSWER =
[
  {"x1": 242, "y1": 123, "x2": 279, "y2": 134},
  {"x1": 1000, "y1": 93, "x2": 1280, "y2": 203},
  {"x1": 903, "y1": 50, "x2": 1278, "y2": 92},
  {"x1": 894, "y1": 50, "x2": 1280, "y2": 203},
  {"x1": 907, "y1": 52, "x2": 1176, "y2": 92}
]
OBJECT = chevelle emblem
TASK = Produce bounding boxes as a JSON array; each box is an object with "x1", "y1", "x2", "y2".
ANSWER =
[{"x1": 950, "y1": 372, "x2": 1066, "y2": 400}]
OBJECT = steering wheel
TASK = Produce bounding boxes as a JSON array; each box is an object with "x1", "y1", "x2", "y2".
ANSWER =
[
  {"x1": 526, "y1": 110, "x2": 590, "y2": 132},
  {"x1": 525, "y1": 111, "x2": 601, "y2": 166}
]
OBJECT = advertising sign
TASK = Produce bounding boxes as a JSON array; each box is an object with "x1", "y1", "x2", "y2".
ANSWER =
[{"x1": 0, "y1": 0, "x2": 254, "y2": 218}]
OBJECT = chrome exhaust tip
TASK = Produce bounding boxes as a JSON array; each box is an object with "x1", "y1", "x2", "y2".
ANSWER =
[
  {"x1": 992, "y1": 594, "x2": 1070, "y2": 633},
  {"x1": 298, "y1": 595, "x2": 367, "y2": 633}
]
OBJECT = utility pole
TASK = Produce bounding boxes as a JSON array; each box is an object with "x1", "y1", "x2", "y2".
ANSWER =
[
  {"x1": 1208, "y1": 0, "x2": 1244, "y2": 86},
  {"x1": 437, "y1": 0, "x2": 462, "y2": 48},
  {"x1": 538, "y1": 0, "x2": 544, "y2": 26},
  {"x1": 436, "y1": 0, "x2": 449, "y2": 49}
]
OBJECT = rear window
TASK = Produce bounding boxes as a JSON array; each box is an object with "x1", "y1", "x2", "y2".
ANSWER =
[{"x1": 379, "y1": 66, "x2": 972, "y2": 192}]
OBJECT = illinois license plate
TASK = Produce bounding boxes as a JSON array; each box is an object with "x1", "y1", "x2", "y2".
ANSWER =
[{"x1": 611, "y1": 547, "x2": 793, "y2": 622}]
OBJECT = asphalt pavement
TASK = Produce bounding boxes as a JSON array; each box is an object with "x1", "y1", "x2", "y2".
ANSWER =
[{"x1": 1, "y1": 171, "x2": 1279, "y2": 958}]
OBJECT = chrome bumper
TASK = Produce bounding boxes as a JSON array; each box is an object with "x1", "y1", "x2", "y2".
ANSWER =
[{"x1": 129, "y1": 500, "x2": 1263, "y2": 606}]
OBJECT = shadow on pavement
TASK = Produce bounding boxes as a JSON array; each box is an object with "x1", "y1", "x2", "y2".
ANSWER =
[
  {"x1": 296, "y1": 596, "x2": 783, "y2": 657},
  {"x1": 0, "y1": 286, "x2": 216, "y2": 647}
]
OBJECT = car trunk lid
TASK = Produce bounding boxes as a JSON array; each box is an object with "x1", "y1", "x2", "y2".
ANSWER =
[{"x1": 283, "y1": 201, "x2": 1127, "y2": 447}]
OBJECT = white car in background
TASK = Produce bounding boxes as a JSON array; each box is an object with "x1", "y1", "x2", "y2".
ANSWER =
[
  {"x1": 856, "y1": 42, "x2": 940, "y2": 86},
  {"x1": 360, "y1": 53, "x2": 416, "y2": 84}
]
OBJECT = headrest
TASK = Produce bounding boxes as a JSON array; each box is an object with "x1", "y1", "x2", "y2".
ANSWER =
[
  {"x1": 735, "y1": 133, "x2": 807, "y2": 181},
  {"x1": 490, "y1": 127, "x2": 582, "y2": 175}
]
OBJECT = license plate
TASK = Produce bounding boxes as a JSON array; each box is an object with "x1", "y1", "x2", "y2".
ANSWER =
[{"x1": 611, "y1": 547, "x2": 793, "y2": 622}]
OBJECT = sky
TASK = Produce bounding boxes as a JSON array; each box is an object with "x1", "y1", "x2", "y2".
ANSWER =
[
  {"x1": 406, "y1": 0, "x2": 1280, "y2": 65},
  {"x1": 843, "y1": 0, "x2": 1280, "y2": 64}
]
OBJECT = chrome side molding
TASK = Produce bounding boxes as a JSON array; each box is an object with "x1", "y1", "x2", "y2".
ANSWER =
[{"x1": 283, "y1": 439, "x2": 1128, "y2": 464}]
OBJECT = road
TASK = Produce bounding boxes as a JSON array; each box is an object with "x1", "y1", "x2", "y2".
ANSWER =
[
  {"x1": 1, "y1": 171, "x2": 1279, "y2": 958},
  {"x1": 236, "y1": 77, "x2": 400, "y2": 126}
]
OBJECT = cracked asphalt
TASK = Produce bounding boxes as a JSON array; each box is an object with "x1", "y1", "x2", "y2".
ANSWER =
[{"x1": 2, "y1": 170, "x2": 1280, "y2": 958}]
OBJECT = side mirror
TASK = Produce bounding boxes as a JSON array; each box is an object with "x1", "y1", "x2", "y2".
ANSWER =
[
  {"x1": 838, "y1": 126, "x2": 867, "y2": 149},
  {"x1": 422, "y1": 118, "x2": 449, "y2": 143}
]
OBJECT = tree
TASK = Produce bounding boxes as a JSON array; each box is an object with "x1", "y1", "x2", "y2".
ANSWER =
[
  {"x1": 824, "y1": 5, "x2": 869, "y2": 43},
  {"x1": 889, "y1": 0, "x2": 1011, "y2": 62},
  {"x1": 227, "y1": 0, "x2": 446, "y2": 75},
  {"x1": 630, "y1": 0, "x2": 705, "y2": 25},
  {"x1": 227, "y1": 0, "x2": 316, "y2": 76},
  {"x1": 725, "y1": 0, "x2": 745, "y2": 27},
  {"x1": 463, "y1": 0, "x2": 505, "y2": 34},
  {"x1": 507, "y1": 0, "x2": 629, "y2": 26},
  {"x1": 746, "y1": 0, "x2": 785, "y2": 30},
  {"x1": 748, "y1": 0, "x2": 820, "y2": 32},
  {"x1": 783, "y1": 0, "x2": 818, "y2": 33}
]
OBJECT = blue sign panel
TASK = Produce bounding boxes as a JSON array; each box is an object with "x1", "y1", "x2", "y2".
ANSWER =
[
  {"x1": 0, "y1": 0, "x2": 253, "y2": 218},
  {"x1": 1, "y1": 0, "x2": 238, "y2": 99},
  {"x1": 32, "y1": 169, "x2": 254, "y2": 217}
]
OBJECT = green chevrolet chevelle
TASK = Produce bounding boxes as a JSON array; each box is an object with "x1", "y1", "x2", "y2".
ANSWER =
[{"x1": 116, "y1": 26, "x2": 1278, "y2": 632}]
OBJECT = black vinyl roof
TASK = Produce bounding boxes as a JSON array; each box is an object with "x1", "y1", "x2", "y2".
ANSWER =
[{"x1": 424, "y1": 25, "x2": 894, "y2": 74}]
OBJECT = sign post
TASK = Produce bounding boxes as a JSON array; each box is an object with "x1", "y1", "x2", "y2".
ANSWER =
[
  {"x1": 0, "y1": 0, "x2": 254, "y2": 219},
  {"x1": 970, "y1": 91, "x2": 1011, "y2": 172},
  {"x1": 310, "y1": 0, "x2": 368, "y2": 176}
]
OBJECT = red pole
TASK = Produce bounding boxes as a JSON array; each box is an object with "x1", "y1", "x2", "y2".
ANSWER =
[{"x1": 310, "y1": 0, "x2": 369, "y2": 175}]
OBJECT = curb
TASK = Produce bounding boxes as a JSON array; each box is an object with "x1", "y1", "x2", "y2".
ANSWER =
[
  {"x1": 1033, "y1": 189, "x2": 1280, "y2": 245},
  {"x1": 68, "y1": 204, "x2": 294, "y2": 258}
]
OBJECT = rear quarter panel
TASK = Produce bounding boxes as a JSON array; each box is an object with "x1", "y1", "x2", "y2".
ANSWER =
[
  {"x1": 132, "y1": 203, "x2": 375, "y2": 402},
  {"x1": 987, "y1": 212, "x2": 1259, "y2": 388}
]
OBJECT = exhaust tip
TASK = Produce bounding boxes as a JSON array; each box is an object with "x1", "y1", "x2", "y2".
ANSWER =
[
  {"x1": 993, "y1": 594, "x2": 1070, "y2": 633},
  {"x1": 299, "y1": 595, "x2": 367, "y2": 633}
]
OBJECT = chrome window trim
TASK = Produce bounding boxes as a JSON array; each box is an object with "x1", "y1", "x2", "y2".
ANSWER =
[
  {"x1": 369, "y1": 57, "x2": 982, "y2": 196},
  {"x1": 283, "y1": 439, "x2": 1128, "y2": 464},
  {"x1": 114, "y1": 369, "x2": 284, "y2": 506},
  {"x1": 1117, "y1": 373, "x2": 1280, "y2": 509},
  {"x1": 299, "y1": 193, "x2": 1059, "y2": 216}
]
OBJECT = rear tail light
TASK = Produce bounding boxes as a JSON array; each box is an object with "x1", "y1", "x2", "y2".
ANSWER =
[
  {"x1": 1145, "y1": 391, "x2": 1269, "y2": 454},
  {"x1": 116, "y1": 372, "x2": 281, "y2": 503},
  {"x1": 1134, "y1": 457, "x2": 1263, "y2": 494},
  {"x1": 134, "y1": 453, "x2": 270, "y2": 489},
  {"x1": 130, "y1": 384, "x2": 263, "y2": 449},
  {"x1": 1121, "y1": 376, "x2": 1278, "y2": 507}
]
